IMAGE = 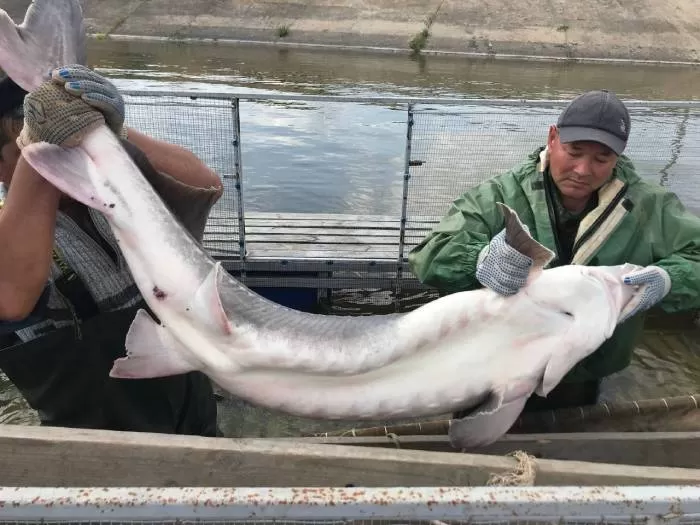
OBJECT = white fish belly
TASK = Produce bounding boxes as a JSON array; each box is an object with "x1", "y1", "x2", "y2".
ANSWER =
[{"x1": 209, "y1": 310, "x2": 554, "y2": 419}]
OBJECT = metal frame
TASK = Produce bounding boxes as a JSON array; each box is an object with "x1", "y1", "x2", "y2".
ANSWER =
[
  {"x1": 119, "y1": 90, "x2": 700, "y2": 306},
  {"x1": 1, "y1": 486, "x2": 700, "y2": 522},
  {"x1": 231, "y1": 97, "x2": 248, "y2": 282},
  {"x1": 121, "y1": 90, "x2": 700, "y2": 108},
  {"x1": 395, "y1": 103, "x2": 415, "y2": 309}
]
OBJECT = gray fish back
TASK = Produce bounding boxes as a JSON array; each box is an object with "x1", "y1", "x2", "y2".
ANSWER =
[{"x1": 217, "y1": 271, "x2": 405, "y2": 338}]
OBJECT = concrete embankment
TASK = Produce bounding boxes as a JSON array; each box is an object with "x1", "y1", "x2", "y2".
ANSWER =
[{"x1": 5, "y1": 0, "x2": 700, "y2": 64}]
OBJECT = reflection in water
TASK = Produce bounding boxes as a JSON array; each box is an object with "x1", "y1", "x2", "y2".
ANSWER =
[
  {"x1": 1, "y1": 40, "x2": 699, "y2": 435},
  {"x1": 87, "y1": 39, "x2": 700, "y2": 100}
]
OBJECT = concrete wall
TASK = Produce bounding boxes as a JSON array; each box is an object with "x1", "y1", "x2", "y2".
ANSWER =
[{"x1": 5, "y1": 0, "x2": 700, "y2": 63}]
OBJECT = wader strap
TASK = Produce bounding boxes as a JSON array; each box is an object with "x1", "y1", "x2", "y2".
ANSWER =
[{"x1": 51, "y1": 247, "x2": 100, "y2": 321}]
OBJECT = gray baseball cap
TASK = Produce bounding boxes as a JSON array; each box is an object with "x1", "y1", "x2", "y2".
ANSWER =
[{"x1": 556, "y1": 89, "x2": 631, "y2": 155}]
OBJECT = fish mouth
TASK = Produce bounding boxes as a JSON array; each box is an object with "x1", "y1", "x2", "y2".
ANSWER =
[{"x1": 586, "y1": 265, "x2": 640, "y2": 321}]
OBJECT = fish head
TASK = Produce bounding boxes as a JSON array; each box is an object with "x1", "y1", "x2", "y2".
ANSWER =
[
  {"x1": 0, "y1": 0, "x2": 86, "y2": 92},
  {"x1": 583, "y1": 263, "x2": 646, "y2": 330},
  {"x1": 529, "y1": 261, "x2": 645, "y2": 398},
  {"x1": 528, "y1": 262, "x2": 644, "y2": 335}
]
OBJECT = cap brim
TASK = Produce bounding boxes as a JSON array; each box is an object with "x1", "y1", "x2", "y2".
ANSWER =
[{"x1": 558, "y1": 126, "x2": 626, "y2": 156}]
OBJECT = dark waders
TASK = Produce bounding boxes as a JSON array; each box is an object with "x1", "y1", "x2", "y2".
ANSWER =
[{"x1": 0, "y1": 302, "x2": 219, "y2": 435}]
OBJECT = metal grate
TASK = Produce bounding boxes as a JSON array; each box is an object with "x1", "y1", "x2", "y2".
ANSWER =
[
  {"x1": 118, "y1": 91, "x2": 700, "y2": 311},
  {"x1": 121, "y1": 92, "x2": 243, "y2": 257},
  {"x1": 1, "y1": 486, "x2": 700, "y2": 524}
]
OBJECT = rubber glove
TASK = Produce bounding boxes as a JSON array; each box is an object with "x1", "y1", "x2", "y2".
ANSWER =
[
  {"x1": 16, "y1": 79, "x2": 105, "y2": 149},
  {"x1": 618, "y1": 266, "x2": 671, "y2": 323},
  {"x1": 50, "y1": 64, "x2": 127, "y2": 139},
  {"x1": 475, "y1": 228, "x2": 533, "y2": 296}
]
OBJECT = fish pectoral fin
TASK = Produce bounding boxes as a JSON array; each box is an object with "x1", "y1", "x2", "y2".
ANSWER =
[
  {"x1": 189, "y1": 261, "x2": 235, "y2": 337},
  {"x1": 448, "y1": 380, "x2": 535, "y2": 450},
  {"x1": 535, "y1": 347, "x2": 580, "y2": 398},
  {"x1": 109, "y1": 309, "x2": 198, "y2": 379},
  {"x1": 497, "y1": 202, "x2": 555, "y2": 273},
  {"x1": 21, "y1": 138, "x2": 117, "y2": 214}
]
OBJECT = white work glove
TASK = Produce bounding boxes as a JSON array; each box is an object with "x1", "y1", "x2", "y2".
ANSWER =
[
  {"x1": 475, "y1": 228, "x2": 533, "y2": 296},
  {"x1": 618, "y1": 266, "x2": 671, "y2": 323},
  {"x1": 16, "y1": 78, "x2": 105, "y2": 149},
  {"x1": 50, "y1": 64, "x2": 127, "y2": 139}
]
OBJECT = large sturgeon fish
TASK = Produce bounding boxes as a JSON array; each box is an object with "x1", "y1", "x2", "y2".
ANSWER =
[{"x1": 2, "y1": 0, "x2": 645, "y2": 449}]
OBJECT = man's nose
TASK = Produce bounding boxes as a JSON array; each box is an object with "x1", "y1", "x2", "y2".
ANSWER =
[{"x1": 572, "y1": 157, "x2": 593, "y2": 177}]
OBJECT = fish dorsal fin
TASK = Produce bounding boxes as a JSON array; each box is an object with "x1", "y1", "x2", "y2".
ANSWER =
[
  {"x1": 497, "y1": 202, "x2": 555, "y2": 274},
  {"x1": 190, "y1": 261, "x2": 235, "y2": 337}
]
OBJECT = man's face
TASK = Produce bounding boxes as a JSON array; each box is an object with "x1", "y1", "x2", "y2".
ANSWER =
[{"x1": 547, "y1": 125, "x2": 618, "y2": 202}]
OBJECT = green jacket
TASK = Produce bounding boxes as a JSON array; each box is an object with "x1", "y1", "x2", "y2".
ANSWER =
[{"x1": 407, "y1": 146, "x2": 700, "y2": 382}]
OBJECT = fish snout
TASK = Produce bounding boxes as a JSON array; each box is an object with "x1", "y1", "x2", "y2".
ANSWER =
[{"x1": 588, "y1": 264, "x2": 645, "y2": 314}]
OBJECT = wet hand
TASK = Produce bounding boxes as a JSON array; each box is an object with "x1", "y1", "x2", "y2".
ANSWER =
[
  {"x1": 51, "y1": 65, "x2": 126, "y2": 138},
  {"x1": 476, "y1": 228, "x2": 533, "y2": 296},
  {"x1": 618, "y1": 266, "x2": 671, "y2": 323}
]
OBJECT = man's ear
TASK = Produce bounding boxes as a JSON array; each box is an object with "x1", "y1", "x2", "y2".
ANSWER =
[{"x1": 547, "y1": 124, "x2": 558, "y2": 148}]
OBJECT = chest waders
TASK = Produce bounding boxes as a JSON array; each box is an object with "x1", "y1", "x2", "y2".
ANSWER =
[{"x1": 0, "y1": 141, "x2": 220, "y2": 437}]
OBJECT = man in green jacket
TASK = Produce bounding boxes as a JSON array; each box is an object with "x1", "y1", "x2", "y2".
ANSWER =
[{"x1": 408, "y1": 89, "x2": 700, "y2": 413}]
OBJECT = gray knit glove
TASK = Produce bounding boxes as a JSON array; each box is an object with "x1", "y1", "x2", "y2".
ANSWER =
[
  {"x1": 618, "y1": 266, "x2": 671, "y2": 323},
  {"x1": 16, "y1": 79, "x2": 105, "y2": 149},
  {"x1": 50, "y1": 64, "x2": 126, "y2": 139},
  {"x1": 476, "y1": 228, "x2": 533, "y2": 296}
]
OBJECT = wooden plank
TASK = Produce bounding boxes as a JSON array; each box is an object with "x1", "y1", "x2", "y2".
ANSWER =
[
  {"x1": 291, "y1": 432, "x2": 700, "y2": 469},
  {"x1": 209, "y1": 219, "x2": 439, "y2": 230},
  {"x1": 242, "y1": 219, "x2": 407, "y2": 227},
  {"x1": 210, "y1": 212, "x2": 442, "y2": 224},
  {"x1": 243, "y1": 243, "x2": 397, "y2": 252},
  {"x1": 238, "y1": 221, "x2": 429, "y2": 231},
  {"x1": 206, "y1": 227, "x2": 420, "y2": 237},
  {"x1": 205, "y1": 228, "x2": 428, "y2": 236},
  {"x1": 231, "y1": 277, "x2": 428, "y2": 289},
  {"x1": 213, "y1": 253, "x2": 412, "y2": 267},
  {"x1": 2, "y1": 425, "x2": 700, "y2": 487},
  {"x1": 206, "y1": 234, "x2": 403, "y2": 245},
  {"x1": 213, "y1": 212, "x2": 403, "y2": 222},
  {"x1": 200, "y1": 208, "x2": 440, "y2": 270},
  {"x1": 219, "y1": 259, "x2": 408, "y2": 273},
  {"x1": 207, "y1": 246, "x2": 403, "y2": 260},
  {"x1": 246, "y1": 248, "x2": 402, "y2": 260},
  {"x1": 202, "y1": 211, "x2": 438, "y2": 267}
]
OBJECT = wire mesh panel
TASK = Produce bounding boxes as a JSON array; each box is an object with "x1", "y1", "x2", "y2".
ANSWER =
[
  {"x1": 1, "y1": 486, "x2": 700, "y2": 524},
  {"x1": 121, "y1": 92, "x2": 243, "y2": 259},
  {"x1": 117, "y1": 91, "x2": 700, "y2": 315}
]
